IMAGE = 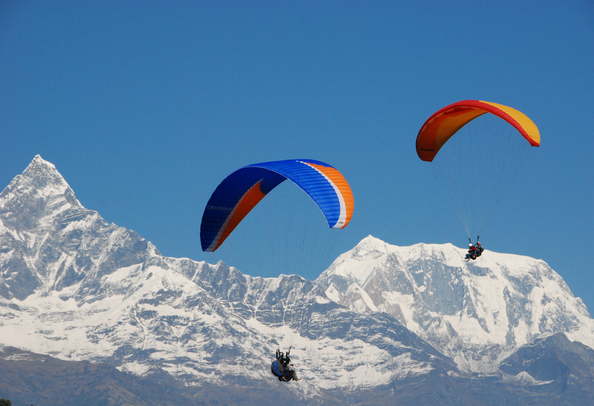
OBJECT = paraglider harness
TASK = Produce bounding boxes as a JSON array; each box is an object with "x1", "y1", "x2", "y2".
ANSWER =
[
  {"x1": 271, "y1": 347, "x2": 299, "y2": 382},
  {"x1": 465, "y1": 237, "x2": 484, "y2": 261}
]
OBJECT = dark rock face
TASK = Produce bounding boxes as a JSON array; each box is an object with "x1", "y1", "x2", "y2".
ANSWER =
[
  {"x1": 499, "y1": 332, "x2": 594, "y2": 404},
  {"x1": 0, "y1": 346, "x2": 185, "y2": 406}
]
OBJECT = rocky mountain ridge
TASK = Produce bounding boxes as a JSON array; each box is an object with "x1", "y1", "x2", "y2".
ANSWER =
[
  {"x1": 317, "y1": 235, "x2": 594, "y2": 372},
  {"x1": 1, "y1": 156, "x2": 593, "y2": 405}
]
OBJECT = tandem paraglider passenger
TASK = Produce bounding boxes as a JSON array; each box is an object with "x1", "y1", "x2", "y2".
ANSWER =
[
  {"x1": 466, "y1": 243, "x2": 477, "y2": 261},
  {"x1": 271, "y1": 347, "x2": 301, "y2": 382}
]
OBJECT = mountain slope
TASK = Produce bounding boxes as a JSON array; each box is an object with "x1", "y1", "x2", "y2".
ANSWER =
[
  {"x1": 1, "y1": 156, "x2": 593, "y2": 405},
  {"x1": 0, "y1": 156, "x2": 457, "y2": 399},
  {"x1": 0, "y1": 345, "x2": 185, "y2": 406},
  {"x1": 317, "y1": 235, "x2": 594, "y2": 372}
]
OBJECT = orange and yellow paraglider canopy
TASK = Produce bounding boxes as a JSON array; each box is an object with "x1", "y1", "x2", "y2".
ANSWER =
[{"x1": 416, "y1": 100, "x2": 540, "y2": 162}]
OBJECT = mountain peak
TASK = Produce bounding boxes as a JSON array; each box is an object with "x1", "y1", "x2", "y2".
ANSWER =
[
  {"x1": 5, "y1": 155, "x2": 78, "y2": 199},
  {"x1": 0, "y1": 155, "x2": 82, "y2": 230},
  {"x1": 31, "y1": 153, "x2": 52, "y2": 166},
  {"x1": 21, "y1": 154, "x2": 58, "y2": 176},
  {"x1": 318, "y1": 235, "x2": 594, "y2": 373},
  {"x1": 353, "y1": 234, "x2": 389, "y2": 254},
  {"x1": 22, "y1": 154, "x2": 70, "y2": 187}
]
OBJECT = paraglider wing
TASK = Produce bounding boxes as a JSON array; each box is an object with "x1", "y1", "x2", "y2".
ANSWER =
[
  {"x1": 416, "y1": 100, "x2": 540, "y2": 162},
  {"x1": 200, "y1": 159, "x2": 354, "y2": 252}
]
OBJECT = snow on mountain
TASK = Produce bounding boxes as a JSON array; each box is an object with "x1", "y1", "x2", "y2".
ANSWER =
[
  {"x1": 317, "y1": 235, "x2": 594, "y2": 372},
  {"x1": 0, "y1": 156, "x2": 456, "y2": 397},
  {"x1": 1, "y1": 155, "x2": 593, "y2": 404}
]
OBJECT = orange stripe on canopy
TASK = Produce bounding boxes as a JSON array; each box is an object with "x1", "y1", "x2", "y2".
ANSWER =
[
  {"x1": 416, "y1": 100, "x2": 540, "y2": 162},
  {"x1": 210, "y1": 180, "x2": 267, "y2": 252},
  {"x1": 302, "y1": 161, "x2": 354, "y2": 228}
]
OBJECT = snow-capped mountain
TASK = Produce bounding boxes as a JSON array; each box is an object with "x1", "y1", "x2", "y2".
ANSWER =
[
  {"x1": 0, "y1": 156, "x2": 455, "y2": 397},
  {"x1": 1, "y1": 156, "x2": 593, "y2": 405},
  {"x1": 317, "y1": 236, "x2": 594, "y2": 373}
]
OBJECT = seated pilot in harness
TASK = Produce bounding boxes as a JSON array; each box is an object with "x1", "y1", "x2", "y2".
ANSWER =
[{"x1": 270, "y1": 347, "x2": 301, "y2": 382}]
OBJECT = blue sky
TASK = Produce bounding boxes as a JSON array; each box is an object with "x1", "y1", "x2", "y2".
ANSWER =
[{"x1": 1, "y1": 2, "x2": 593, "y2": 310}]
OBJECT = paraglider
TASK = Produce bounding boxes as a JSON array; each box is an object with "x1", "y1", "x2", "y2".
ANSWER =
[
  {"x1": 200, "y1": 159, "x2": 354, "y2": 253},
  {"x1": 416, "y1": 100, "x2": 540, "y2": 250},
  {"x1": 416, "y1": 100, "x2": 540, "y2": 162},
  {"x1": 465, "y1": 239, "x2": 484, "y2": 261},
  {"x1": 271, "y1": 347, "x2": 300, "y2": 382}
]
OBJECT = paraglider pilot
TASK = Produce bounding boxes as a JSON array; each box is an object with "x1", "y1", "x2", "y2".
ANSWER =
[
  {"x1": 465, "y1": 240, "x2": 484, "y2": 261},
  {"x1": 271, "y1": 348, "x2": 301, "y2": 382},
  {"x1": 476, "y1": 241, "x2": 484, "y2": 257}
]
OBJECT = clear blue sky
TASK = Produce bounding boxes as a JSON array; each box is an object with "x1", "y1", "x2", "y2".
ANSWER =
[{"x1": 1, "y1": 2, "x2": 593, "y2": 310}]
